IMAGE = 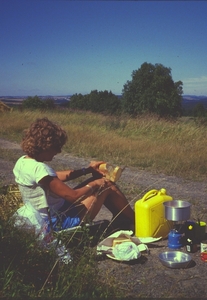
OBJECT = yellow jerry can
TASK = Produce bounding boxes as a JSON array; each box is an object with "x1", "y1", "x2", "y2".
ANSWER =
[{"x1": 135, "y1": 188, "x2": 174, "y2": 238}]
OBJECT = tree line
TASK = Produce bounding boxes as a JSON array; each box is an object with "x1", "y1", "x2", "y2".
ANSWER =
[{"x1": 21, "y1": 62, "x2": 201, "y2": 118}]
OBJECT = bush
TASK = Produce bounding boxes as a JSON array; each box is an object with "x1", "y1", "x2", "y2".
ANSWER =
[
  {"x1": 22, "y1": 96, "x2": 56, "y2": 110},
  {"x1": 22, "y1": 96, "x2": 44, "y2": 110}
]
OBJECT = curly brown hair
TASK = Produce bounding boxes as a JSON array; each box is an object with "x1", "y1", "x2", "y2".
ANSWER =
[{"x1": 21, "y1": 117, "x2": 67, "y2": 158}]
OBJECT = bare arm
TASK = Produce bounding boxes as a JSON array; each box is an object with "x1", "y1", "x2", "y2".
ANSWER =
[
  {"x1": 56, "y1": 167, "x2": 92, "y2": 182},
  {"x1": 56, "y1": 161, "x2": 105, "y2": 182},
  {"x1": 39, "y1": 175, "x2": 107, "y2": 204}
]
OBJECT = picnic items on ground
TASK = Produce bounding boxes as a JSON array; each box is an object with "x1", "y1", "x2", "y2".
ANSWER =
[
  {"x1": 135, "y1": 188, "x2": 174, "y2": 238},
  {"x1": 10, "y1": 183, "x2": 207, "y2": 265},
  {"x1": 97, "y1": 230, "x2": 148, "y2": 261},
  {"x1": 138, "y1": 236, "x2": 162, "y2": 243},
  {"x1": 98, "y1": 163, "x2": 123, "y2": 182},
  {"x1": 112, "y1": 241, "x2": 141, "y2": 260}
]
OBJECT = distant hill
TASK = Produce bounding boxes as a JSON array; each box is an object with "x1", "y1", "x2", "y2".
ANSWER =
[
  {"x1": 1, "y1": 94, "x2": 207, "y2": 112},
  {"x1": 182, "y1": 95, "x2": 207, "y2": 111},
  {"x1": 0, "y1": 96, "x2": 71, "y2": 107}
]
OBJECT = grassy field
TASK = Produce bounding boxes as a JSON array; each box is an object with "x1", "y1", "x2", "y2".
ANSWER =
[
  {"x1": 0, "y1": 108, "x2": 207, "y2": 181},
  {"x1": 1, "y1": 108, "x2": 207, "y2": 297}
]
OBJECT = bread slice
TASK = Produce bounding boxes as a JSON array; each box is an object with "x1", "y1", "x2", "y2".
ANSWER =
[
  {"x1": 112, "y1": 237, "x2": 132, "y2": 247},
  {"x1": 99, "y1": 164, "x2": 123, "y2": 182},
  {"x1": 110, "y1": 166, "x2": 123, "y2": 182}
]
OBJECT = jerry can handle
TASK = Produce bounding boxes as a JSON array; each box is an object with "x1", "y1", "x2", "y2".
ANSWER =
[
  {"x1": 141, "y1": 188, "x2": 166, "y2": 202},
  {"x1": 141, "y1": 189, "x2": 158, "y2": 202}
]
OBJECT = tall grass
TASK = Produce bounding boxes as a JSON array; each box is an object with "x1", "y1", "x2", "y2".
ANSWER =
[
  {"x1": 0, "y1": 218, "x2": 121, "y2": 298},
  {"x1": 0, "y1": 109, "x2": 207, "y2": 180},
  {"x1": 1, "y1": 109, "x2": 207, "y2": 297},
  {"x1": 0, "y1": 184, "x2": 122, "y2": 298}
]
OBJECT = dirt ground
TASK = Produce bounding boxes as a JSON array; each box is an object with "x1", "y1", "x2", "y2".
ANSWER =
[{"x1": 1, "y1": 138, "x2": 207, "y2": 298}]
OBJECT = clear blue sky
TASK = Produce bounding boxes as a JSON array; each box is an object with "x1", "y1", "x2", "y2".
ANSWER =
[{"x1": 1, "y1": 0, "x2": 207, "y2": 96}]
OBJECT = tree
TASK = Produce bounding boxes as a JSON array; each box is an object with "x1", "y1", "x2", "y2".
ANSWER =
[
  {"x1": 193, "y1": 103, "x2": 206, "y2": 118},
  {"x1": 43, "y1": 97, "x2": 56, "y2": 110},
  {"x1": 88, "y1": 90, "x2": 121, "y2": 114},
  {"x1": 121, "y1": 62, "x2": 183, "y2": 117},
  {"x1": 22, "y1": 96, "x2": 44, "y2": 110},
  {"x1": 69, "y1": 90, "x2": 121, "y2": 114},
  {"x1": 68, "y1": 93, "x2": 86, "y2": 110},
  {"x1": 22, "y1": 96, "x2": 55, "y2": 110}
]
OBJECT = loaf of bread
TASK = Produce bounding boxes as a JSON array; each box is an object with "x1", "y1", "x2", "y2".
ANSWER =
[{"x1": 99, "y1": 163, "x2": 123, "y2": 182}]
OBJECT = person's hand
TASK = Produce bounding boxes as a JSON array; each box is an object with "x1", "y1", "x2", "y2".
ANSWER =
[
  {"x1": 89, "y1": 160, "x2": 104, "y2": 170},
  {"x1": 93, "y1": 177, "x2": 111, "y2": 191},
  {"x1": 89, "y1": 160, "x2": 105, "y2": 179}
]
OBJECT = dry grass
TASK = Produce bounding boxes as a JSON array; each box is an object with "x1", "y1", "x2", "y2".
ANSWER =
[
  {"x1": 1, "y1": 109, "x2": 207, "y2": 298},
  {"x1": 0, "y1": 109, "x2": 207, "y2": 181},
  {"x1": 0, "y1": 184, "x2": 23, "y2": 220},
  {"x1": 0, "y1": 101, "x2": 12, "y2": 112}
]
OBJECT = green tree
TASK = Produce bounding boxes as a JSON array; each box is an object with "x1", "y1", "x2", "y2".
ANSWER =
[
  {"x1": 97, "y1": 90, "x2": 121, "y2": 114},
  {"x1": 193, "y1": 102, "x2": 206, "y2": 118},
  {"x1": 43, "y1": 97, "x2": 56, "y2": 110},
  {"x1": 22, "y1": 96, "x2": 44, "y2": 110},
  {"x1": 69, "y1": 93, "x2": 86, "y2": 110},
  {"x1": 122, "y1": 62, "x2": 183, "y2": 117},
  {"x1": 69, "y1": 90, "x2": 121, "y2": 114}
]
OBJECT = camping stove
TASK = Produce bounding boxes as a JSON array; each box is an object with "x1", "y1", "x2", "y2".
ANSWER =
[
  {"x1": 167, "y1": 223, "x2": 185, "y2": 249},
  {"x1": 163, "y1": 200, "x2": 192, "y2": 249}
]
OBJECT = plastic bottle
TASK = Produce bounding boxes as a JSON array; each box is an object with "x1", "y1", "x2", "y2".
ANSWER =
[
  {"x1": 186, "y1": 238, "x2": 197, "y2": 253},
  {"x1": 43, "y1": 238, "x2": 72, "y2": 264}
]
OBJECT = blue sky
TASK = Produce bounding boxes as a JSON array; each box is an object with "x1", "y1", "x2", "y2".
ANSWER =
[{"x1": 1, "y1": 0, "x2": 207, "y2": 96}]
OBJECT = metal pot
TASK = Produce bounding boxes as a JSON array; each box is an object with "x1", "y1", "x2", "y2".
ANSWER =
[{"x1": 163, "y1": 200, "x2": 191, "y2": 221}]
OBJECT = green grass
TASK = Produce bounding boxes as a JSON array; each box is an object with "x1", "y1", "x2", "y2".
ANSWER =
[
  {"x1": 0, "y1": 185, "x2": 123, "y2": 298},
  {"x1": 0, "y1": 218, "x2": 122, "y2": 298},
  {"x1": 0, "y1": 109, "x2": 207, "y2": 180},
  {"x1": 1, "y1": 108, "x2": 207, "y2": 297}
]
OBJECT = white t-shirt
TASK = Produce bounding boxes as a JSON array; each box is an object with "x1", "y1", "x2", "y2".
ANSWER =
[{"x1": 13, "y1": 156, "x2": 65, "y2": 219}]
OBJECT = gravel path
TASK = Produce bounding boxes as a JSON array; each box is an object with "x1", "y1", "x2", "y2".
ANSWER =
[
  {"x1": 1, "y1": 138, "x2": 207, "y2": 221},
  {"x1": 1, "y1": 138, "x2": 207, "y2": 298}
]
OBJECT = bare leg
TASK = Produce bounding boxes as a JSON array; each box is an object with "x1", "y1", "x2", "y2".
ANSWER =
[
  {"x1": 75, "y1": 177, "x2": 134, "y2": 220},
  {"x1": 78, "y1": 186, "x2": 113, "y2": 221},
  {"x1": 77, "y1": 181, "x2": 134, "y2": 226},
  {"x1": 103, "y1": 183, "x2": 134, "y2": 223},
  {"x1": 75, "y1": 177, "x2": 125, "y2": 217}
]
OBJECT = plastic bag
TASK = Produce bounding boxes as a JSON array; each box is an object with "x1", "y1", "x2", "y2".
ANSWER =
[
  {"x1": 97, "y1": 230, "x2": 148, "y2": 260},
  {"x1": 12, "y1": 202, "x2": 48, "y2": 239},
  {"x1": 12, "y1": 202, "x2": 72, "y2": 264},
  {"x1": 112, "y1": 241, "x2": 141, "y2": 260}
]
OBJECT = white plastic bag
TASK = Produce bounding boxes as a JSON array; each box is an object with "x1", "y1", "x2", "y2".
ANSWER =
[
  {"x1": 112, "y1": 241, "x2": 141, "y2": 261},
  {"x1": 12, "y1": 202, "x2": 47, "y2": 238},
  {"x1": 12, "y1": 203, "x2": 72, "y2": 264}
]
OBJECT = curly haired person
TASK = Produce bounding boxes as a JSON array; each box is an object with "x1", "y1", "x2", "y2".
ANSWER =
[{"x1": 13, "y1": 117, "x2": 135, "y2": 233}]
